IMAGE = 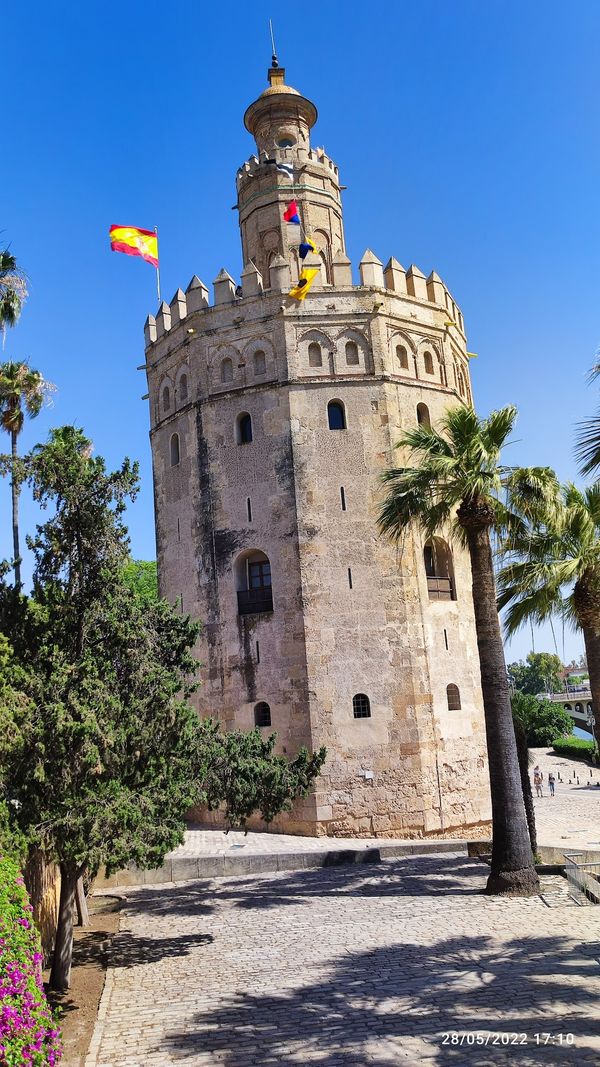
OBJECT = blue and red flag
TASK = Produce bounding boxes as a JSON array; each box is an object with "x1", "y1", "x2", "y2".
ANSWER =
[{"x1": 283, "y1": 200, "x2": 301, "y2": 225}]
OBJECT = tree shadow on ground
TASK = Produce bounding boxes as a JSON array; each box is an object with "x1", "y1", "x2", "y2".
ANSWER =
[
  {"x1": 160, "y1": 928, "x2": 599, "y2": 1065},
  {"x1": 81, "y1": 929, "x2": 214, "y2": 969},
  {"x1": 122, "y1": 854, "x2": 482, "y2": 922},
  {"x1": 113, "y1": 857, "x2": 598, "y2": 1066}
]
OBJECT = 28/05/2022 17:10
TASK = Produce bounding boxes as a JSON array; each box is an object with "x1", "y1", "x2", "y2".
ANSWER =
[{"x1": 441, "y1": 1033, "x2": 575, "y2": 1046}]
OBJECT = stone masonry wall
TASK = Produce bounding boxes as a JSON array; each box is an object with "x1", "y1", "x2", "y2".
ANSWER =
[{"x1": 146, "y1": 277, "x2": 491, "y2": 839}]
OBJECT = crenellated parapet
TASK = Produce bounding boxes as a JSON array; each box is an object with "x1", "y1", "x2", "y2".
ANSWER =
[
  {"x1": 145, "y1": 247, "x2": 465, "y2": 356},
  {"x1": 236, "y1": 146, "x2": 340, "y2": 191}
]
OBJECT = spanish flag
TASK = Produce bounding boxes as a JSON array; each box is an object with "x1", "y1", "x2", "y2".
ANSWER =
[
  {"x1": 109, "y1": 225, "x2": 158, "y2": 268},
  {"x1": 289, "y1": 267, "x2": 319, "y2": 302}
]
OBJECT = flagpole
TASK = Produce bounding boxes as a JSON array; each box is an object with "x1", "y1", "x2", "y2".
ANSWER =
[{"x1": 154, "y1": 226, "x2": 161, "y2": 303}]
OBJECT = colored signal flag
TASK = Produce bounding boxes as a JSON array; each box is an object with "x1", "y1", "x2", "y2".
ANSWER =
[
  {"x1": 265, "y1": 159, "x2": 294, "y2": 179},
  {"x1": 299, "y1": 236, "x2": 318, "y2": 260},
  {"x1": 283, "y1": 201, "x2": 301, "y2": 225},
  {"x1": 289, "y1": 267, "x2": 319, "y2": 302}
]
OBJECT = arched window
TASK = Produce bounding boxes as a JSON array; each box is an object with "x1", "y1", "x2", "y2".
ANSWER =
[
  {"x1": 424, "y1": 538, "x2": 455, "y2": 600},
  {"x1": 396, "y1": 345, "x2": 409, "y2": 370},
  {"x1": 447, "y1": 684, "x2": 461, "y2": 711},
  {"x1": 178, "y1": 374, "x2": 188, "y2": 402},
  {"x1": 236, "y1": 413, "x2": 253, "y2": 444},
  {"x1": 345, "y1": 341, "x2": 359, "y2": 366},
  {"x1": 457, "y1": 369, "x2": 466, "y2": 397},
  {"x1": 353, "y1": 693, "x2": 371, "y2": 719},
  {"x1": 417, "y1": 403, "x2": 431, "y2": 428},
  {"x1": 221, "y1": 357, "x2": 233, "y2": 383},
  {"x1": 328, "y1": 400, "x2": 346, "y2": 430},
  {"x1": 254, "y1": 701, "x2": 272, "y2": 727},
  {"x1": 308, "y1": 341, "x2": 322, "y2": 368},
  {"x1": 575, "y1": 703, "x2": 583, "y2": 715},
  {"x1": 169, "y1": 433, "x2": 180, "y2": 467},
  {"x1": 423, "y1": 351, "x2": 434, "y2": 375},
  {"x1": 319, "y1": 250, "x2": 329, "y2": 283},
  {"x1": 162, "y1": 385, "x2": 171, "y2": 413},
  {"x1": 253, "y1": 350, "x2": 266, "y2": 375},
  {"x1": 235, "y1": 550, "x2": 273, "y2": 615}
]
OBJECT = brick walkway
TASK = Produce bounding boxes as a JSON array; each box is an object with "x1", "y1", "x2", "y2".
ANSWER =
[{"x1": 87, "y1": 854, "x2": 600, "y2": 1066}]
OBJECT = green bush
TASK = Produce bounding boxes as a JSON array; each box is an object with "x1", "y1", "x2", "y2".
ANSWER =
[
  {"x1": 511, "y1": 691, "x2": 573, "y2": 747},
  {"x1": 0, "y1": 854, "x2": 62, "y2": 1064},
  {"x1": 552, "y1": 735, "x2": 598, "y2": 761}
]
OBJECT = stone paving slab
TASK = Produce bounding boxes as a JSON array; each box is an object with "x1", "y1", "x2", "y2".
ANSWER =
[{"x1": 87, "y1": 853, "x2": 600, "y2": 1066}]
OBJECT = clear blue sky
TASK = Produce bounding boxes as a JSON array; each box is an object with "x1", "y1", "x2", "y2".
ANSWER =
[{"x1": 3, "y1": 1, "x2": 600, "y2": 663}]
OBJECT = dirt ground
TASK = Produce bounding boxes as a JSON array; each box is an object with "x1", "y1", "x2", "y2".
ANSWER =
[{"x1": 45, "y1": 895, "x2": 122, "y2": 1067}]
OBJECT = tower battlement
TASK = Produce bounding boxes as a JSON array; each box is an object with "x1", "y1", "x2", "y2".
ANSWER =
[
  {"x1": 145, "y1": 254, "x2": 465, "y2": 350},
  {"x1": 236, "y1": 146, "x2": 340, "y2": 190}
]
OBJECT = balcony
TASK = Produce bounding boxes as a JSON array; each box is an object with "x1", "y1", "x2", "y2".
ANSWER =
[
  {"x1": 426, "y1": 576, "x2": 454, "y2": 601},
  {"x1": 237, "y1": 588, "x2": 274, "y2": 616}
]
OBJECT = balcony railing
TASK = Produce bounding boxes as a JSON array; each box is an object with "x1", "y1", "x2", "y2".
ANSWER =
[
  {"x1": 237, "y1": 588, "x2": 274, "y2": 616},
  {"x1": 427, "y1": 576, "x2": 454, "y2": 601}
]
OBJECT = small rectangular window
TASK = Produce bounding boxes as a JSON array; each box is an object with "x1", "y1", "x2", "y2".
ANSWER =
[
  {"x1": 444, "y1": 629, "x2": 449, "y2": 651},
  {"x1": 177, "y1": 517, "x2": 181, "y2": 542},
  {"x1": 256, "y1": 640, "x2": 260, "y2": 664},
  {"x1": 340, "y1": 486, "x2": 346, "y2": 511},
  {"x1": 247, "y1": 497, "x2": 252, "y2": 522},
  {"x1": 348, "y1": 567, "x2": 353, "y2": 589}
]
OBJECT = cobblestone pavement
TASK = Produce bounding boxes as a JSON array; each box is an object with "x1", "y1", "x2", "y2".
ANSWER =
[{"x1": 87, "y1": 854, "x2": 600, "y2": 1066}]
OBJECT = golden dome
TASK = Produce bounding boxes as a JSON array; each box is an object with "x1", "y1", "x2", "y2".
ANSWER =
[{"x1": 259, "y1": 83, "x2": 301, "y2": 98}]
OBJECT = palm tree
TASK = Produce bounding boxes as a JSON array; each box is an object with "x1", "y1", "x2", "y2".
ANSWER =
[
  {"x1": 498, "y1": 481, "x2": 600, "y2": 752},
  {"x1": 0, "y1": 361, "x2": 54, "y2": 587},
  {"x1": 0, "y1": 251, "x2": 28, "y2": 335},
  {"x1": 378, "y1": 403, "x2": 555, "y2": 895}
]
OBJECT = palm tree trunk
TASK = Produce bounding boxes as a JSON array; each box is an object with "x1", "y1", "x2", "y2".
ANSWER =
[
  {"x1": 513, "y1": 718, "x2": 537, "y2": 856},
  {"x1": 461, "y1": 515, "x2": 539, "y2": 895},
  {"x1": 49, "y1": 860, "x2": 78, "y2": 990},
  {"x1": 581, "y1": 626, "x2": 600, "y2": 751},
  {"x1": 11, "y1": 429, "x2": 21, "y2": 588}
]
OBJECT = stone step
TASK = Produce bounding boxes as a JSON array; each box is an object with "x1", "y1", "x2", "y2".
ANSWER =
[{"x1": 98, "y1": 839, "x2": 468, "y2": 888}]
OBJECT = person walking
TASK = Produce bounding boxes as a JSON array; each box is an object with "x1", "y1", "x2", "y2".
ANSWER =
[
  {"x1": 533, "y1": 766, "x2": 544, "y2": 797},
  {"x1": 548, "y1": 772, "x2": 556, "y2": 797}
]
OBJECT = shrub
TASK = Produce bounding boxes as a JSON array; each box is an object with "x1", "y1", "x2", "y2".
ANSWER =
[
  {"x1": 0, "y1": 854, "x2": 61, "y2": 1065},
  {"x1": 552, "y1": 735, "x2": 597, "y2": 761},
  {"x1": 511, "y1": 691, "x2": 573, "y2": 747}
]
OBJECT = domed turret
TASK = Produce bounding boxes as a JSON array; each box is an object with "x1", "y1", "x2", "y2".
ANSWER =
[
  {"x1": 237, "y1": 60, "x2": 344, "y2": 287},
  {"x1": 244, "y1": 63, "x2": 317, "y2": 156}
]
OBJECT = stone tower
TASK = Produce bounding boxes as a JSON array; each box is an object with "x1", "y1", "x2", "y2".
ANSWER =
[{"x1": 143, "y1": 60, "x2": 491, "y2": 838}]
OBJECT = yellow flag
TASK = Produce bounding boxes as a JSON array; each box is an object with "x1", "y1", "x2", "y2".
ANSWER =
[{"x1": 289, "y1": 267, "x2": 319, "y2": 302}]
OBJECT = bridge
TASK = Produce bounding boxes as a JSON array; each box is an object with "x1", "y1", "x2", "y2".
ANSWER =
[{"x1": 541, "y1": 688, "x2": 595, "y2": 732}]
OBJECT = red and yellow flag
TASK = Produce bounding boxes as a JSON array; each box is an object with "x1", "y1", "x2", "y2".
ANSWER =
[{"x1": 109, "y1": 225, "x2": 158, "y2": 267}]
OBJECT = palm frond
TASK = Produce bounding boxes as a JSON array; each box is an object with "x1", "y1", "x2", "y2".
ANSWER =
[{"x1": 575, "y1": 412, "x2": 600, "y2": 477}]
